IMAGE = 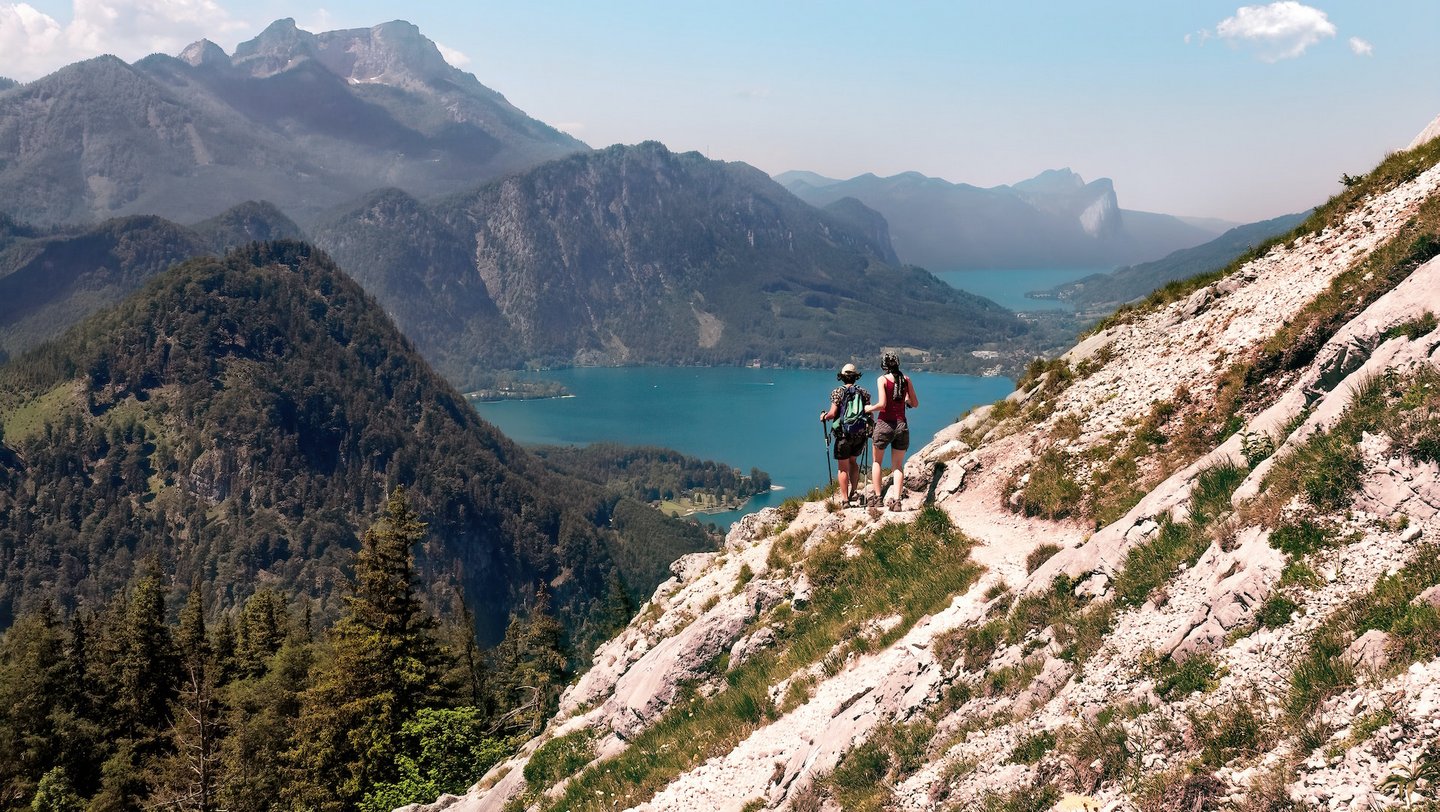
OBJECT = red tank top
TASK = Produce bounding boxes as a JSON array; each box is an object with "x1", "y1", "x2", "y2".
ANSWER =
[{"x1": 881, "y1": 375, "x2": 907, "y2": 423}]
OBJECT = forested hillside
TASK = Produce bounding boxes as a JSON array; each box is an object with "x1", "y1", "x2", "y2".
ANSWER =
[{"x1": 0, "y1": 241, "x2": 710, "y2": 647}]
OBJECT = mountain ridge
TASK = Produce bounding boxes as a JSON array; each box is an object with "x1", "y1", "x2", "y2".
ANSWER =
[
  {"x1": 0, "y1": 19, "x2": 586, "y2": 227},
  {"x1": 313, "y1": 141, "x2": 1029, "y2": 382},
  {"x1": 777, "y1": 168, "x2": 1222, "y2": 270}
]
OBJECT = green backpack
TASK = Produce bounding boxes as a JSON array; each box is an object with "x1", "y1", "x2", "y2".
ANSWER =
[{"x1": 832, "y1": 385, "x2": 870, "y2": 439}]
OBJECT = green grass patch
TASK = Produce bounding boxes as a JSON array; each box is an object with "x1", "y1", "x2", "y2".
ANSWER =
[
  {"x1": 1190, "y1": 702, "x2": 1268, "y2": 769},
  {"x1": 0, "y1": 381, "x2": 77, "y2": 443},
  {"x1": 822, "y1": 720, "x2": 933, "y2": 811},
  {"x1": 1256, "y1": 593, "x2": 1299, "y2": 629},
  {"x1": 541, "y1": 508, "x2": 981, "y2": 811},
  {"x1": 979, "y1": 781, "x2": 1061, "y2": 812},
  {"x1": 1269, "y1": 518, "x2": 1339, "y2": 558},
  {"x1": 523, "y1": 729, "x2": 596, "y2": 789},
  {"x1": 1025, "y1": 543, "x2": 1062, "y2": 575},
  {"x1": 1015, "y1": 447, "x2": 1081, "y2": 520},
  {"x1": 1152, "y1": 653, "x2": 1222, "y2": 701},
  {"x1": 1007, "y1": 730, "x2": 1056, "y2": 765}
]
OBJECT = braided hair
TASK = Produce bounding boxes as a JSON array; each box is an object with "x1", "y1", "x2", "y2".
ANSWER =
[{"x1": 882, "y1": 352, "x2": 906, "y2": 402}]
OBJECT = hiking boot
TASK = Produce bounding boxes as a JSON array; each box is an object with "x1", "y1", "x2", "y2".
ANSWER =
[
  {"x1": 886, "y1": 498, "x2": 903, "y2": 512},
  {"x1": 866, "y1": 493, "x2": 882, "y2": 509}
]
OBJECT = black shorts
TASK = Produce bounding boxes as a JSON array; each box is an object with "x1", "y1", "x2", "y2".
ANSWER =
[
  {"x1": 834, "y1": 433, "x2": 867, "y2": 460},
  {"x1": 873, "y1": 419, "x2": 909, "y2": 452}
]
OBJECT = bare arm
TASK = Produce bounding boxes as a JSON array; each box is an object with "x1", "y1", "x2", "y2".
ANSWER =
[
  {"x1": 867, "y1": 375, "x2": 889, "y2": 414},
  {"x1": 905, "y1": 375, "x2": 918, "y2": 408}
]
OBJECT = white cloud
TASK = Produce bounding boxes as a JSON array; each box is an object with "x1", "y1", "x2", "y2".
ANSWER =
[
  {"x1": 435, "y1": 41, "x2": 470, "y2": 68},
  {"x1": 0, "y1": 0, "x2": 246, "y2": 80},
  {"x1": 1214, "y1": 2, "x2": 1337, "y2": 62},
  {"x1": 1348, "y1": 36, "x2": 1373, "y2": 57}
]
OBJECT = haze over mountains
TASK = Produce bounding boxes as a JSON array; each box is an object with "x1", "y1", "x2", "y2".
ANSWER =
[
  {"x1": 778, "y1": 168, "x2": 1226, "y2": 270},
  {"x1": 0, "y1": 18, "x2": 585, "y2": 227}
]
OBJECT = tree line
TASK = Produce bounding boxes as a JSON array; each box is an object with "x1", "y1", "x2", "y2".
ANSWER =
[{"x1": 0, "y1": 489, "x2": 574, "y2": 812}]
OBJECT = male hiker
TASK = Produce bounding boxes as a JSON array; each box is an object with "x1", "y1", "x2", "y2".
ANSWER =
[{"x1": 820, "y1": 363, "x2": 871, "y2": 507}]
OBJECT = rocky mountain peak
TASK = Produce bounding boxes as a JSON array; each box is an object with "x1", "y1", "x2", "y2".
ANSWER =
[
  {"x1": 1012, "y1": 166, "x2": 1087, "y2": 194},
  {"x1": 231, "y1": 18, "x2": 317, "y2": 77},
  {"x1": 312, "y1": 20, "x2": 456, "y2": 91},
  {"x1": 177, "y1": 38, "x2": 231, "y2": 69}
]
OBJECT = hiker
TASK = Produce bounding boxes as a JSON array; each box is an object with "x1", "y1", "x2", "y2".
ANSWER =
[
  {"x1": 820, "y1": 363, "x2": 871, "y2": 507},
  {"x1": 867, "y1": 352, "x2": 919, "y2": 509}
]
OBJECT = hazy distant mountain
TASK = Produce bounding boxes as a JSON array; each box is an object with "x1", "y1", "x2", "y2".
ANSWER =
[
  {"x1": 1034, "y1": 210, "x2": 1310, "y2": 311},
  {"x1": 0, "y1": 19, "x2": 586, "y2": 227},
  {"x1": 0, "y1": 202, "x2": 303, "y2": 359},
  {"x1": 314, "y1": 142, "x2": 1024, "y2": 382},
  {"x1": 776, "y1": 168, "x2": 1221, "y2": 270}
]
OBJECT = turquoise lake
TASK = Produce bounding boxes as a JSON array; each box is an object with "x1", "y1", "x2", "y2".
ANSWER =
[
  {"x1": 472, "y1": 367, "x2": 1014, "y2": 527},
  {"x1": 932, "y1": 267, "x2": 1108, "y2": 311}
]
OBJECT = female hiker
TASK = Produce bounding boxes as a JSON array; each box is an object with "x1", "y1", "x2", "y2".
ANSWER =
[{"x1": 867, "y1": 352, "x2": 919, "y2": 509}]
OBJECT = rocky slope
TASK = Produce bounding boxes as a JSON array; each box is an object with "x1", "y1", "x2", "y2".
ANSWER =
[
  {"x1": 777, "y1": 168, "x2": 1220, "y2": 270},
  {"x1": 408, "y1": 124, "x2": 1440, "y2": 811}
]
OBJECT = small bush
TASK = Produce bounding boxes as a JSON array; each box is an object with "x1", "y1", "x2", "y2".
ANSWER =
[
  {"x1": 1016, "y1": 447, "x2": 1081, "y2": 520},
  {"x1": 1025, "y1": 543, "x2": 1062, "y2": 574},
  {"x1": 524, "y1": 729, "x2": 596, "y2": 788},
  {"x1": 1007, "y1": 730, "x2": 1057, "y2": 764},
  {"x1": 1256, "y1": 593, "x2": 1299, "y2": 629},
  {"x1": 1268, "y1": 519, "x2": 1337, "y2": 558},
  {"x1": 1192, "y1": 703, "x2": 1267, "y2": 768},
  {"x1": 1153, "y1": 653, "x2": 1221, "y2": 700}
]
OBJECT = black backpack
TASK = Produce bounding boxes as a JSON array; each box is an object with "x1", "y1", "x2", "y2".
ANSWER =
[{"x1": 832, "y1": 385, "x2": 870, "y2": 439}]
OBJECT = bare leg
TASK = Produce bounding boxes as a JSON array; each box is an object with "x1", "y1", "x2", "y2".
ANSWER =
[
  {"x1": 890, "y1": 449, "x2": 907, "y2": 500},
  {"x1": 871, "y1": 448, "x2": 884, "y2": 499},
  {"x1": 836, "y1": 460, "x2": 851, "y2": 505}
]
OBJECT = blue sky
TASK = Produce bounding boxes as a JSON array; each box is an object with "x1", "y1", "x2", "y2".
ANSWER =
[{"x1": 2, "y1": 1, "x2": 1437, "y2": 222}]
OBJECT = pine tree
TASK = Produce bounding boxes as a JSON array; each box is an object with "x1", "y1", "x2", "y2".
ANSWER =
[
  {"x1": 489, "y1": 585, "x2": 567, "y2": 736},
  {"x1": 88, "y1": 570, "x2": 177, "y2": 811},
  {"x1": 286, "y1": 488, "x2": 441, "y2": 810},
  {"x1": 149, "y1": 583, "x2": 222, "y2": 811},
  {"x1": 0, "y1": 602, "x2": 66, "y2": 804}
]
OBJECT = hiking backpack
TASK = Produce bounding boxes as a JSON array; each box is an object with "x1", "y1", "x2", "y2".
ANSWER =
[{"x1": 832, "y1": 385, "x2": 870, "y2": 439}]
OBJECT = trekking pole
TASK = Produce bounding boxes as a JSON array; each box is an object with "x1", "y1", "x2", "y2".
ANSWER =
[{"x1": 823, "y1": 422, "x2": 834, "y2": 488}]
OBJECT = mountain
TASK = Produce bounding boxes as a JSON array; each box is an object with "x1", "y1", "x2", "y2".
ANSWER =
[
  {"x1": 776, "y1": 168, "x2": 1222, "y2": 270},
  {"x1": 1034, "y1": 210, "x2": 1311, "y2": 313},
  {"x1": 313, "y1": 142, "x2": 1026, "y2": 382},
  {"x1": 0, "y1": 241, "x2": 712, "y2": 645},
  {"x1": 0, "y1": 19, "x2": 585, "y2": 227},
  {"x1": 441, "y1": 125, "x2": 1440, "y2": 810},
  {"x1": 0, "y1": 202, "x2": 303, "y2": 362}
]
